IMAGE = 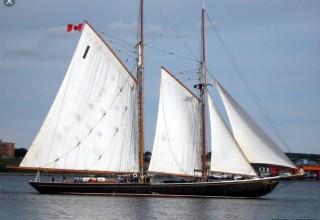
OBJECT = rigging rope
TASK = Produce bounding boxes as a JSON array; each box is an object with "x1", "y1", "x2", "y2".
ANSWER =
[
  {"x1": 100, "y1": 5, "x2": 202, "y2": 75},
  {"x1": 205, "y1": 11, "x2": 292, "y2": 153},
  {"x1": 146, "y1": 3, "x2": 200, "y2": 46},
  {"x1": 100, "y1": 32, "x2": 134, "y2": 49},
  {"x1": 100, "y1": 31, "x2": 137, "y2": 69},
  {"x1": 271, "y1": 179, "x2": 296, "y2": 192},
  {"x1": 145, "y1": 44, "x2": 197, "y2": 62},
  {"x1": 149, "y1": 0, "x2": 200, "y2": 62}
]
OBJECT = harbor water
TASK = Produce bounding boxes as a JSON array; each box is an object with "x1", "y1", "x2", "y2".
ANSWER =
[{"x1": 0, "y1": 175, "x2": 319, "y2": 220}]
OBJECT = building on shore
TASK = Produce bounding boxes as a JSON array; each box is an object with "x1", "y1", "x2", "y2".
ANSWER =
[{"x1": 0, "y1": 140, "x2": 15, "y2": 158}]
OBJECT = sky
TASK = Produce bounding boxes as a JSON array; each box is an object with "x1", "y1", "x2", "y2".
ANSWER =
[{"x1": 0, "y1": 0, "x2": 319, "y2": 154}]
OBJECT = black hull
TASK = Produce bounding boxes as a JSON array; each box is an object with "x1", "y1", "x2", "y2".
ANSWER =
[{"x1": 29, "y1": 177, "x2": 284, "y2": 198}]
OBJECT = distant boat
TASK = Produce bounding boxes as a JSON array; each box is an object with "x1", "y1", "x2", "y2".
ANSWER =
[{"x1": 10, "y1": 0, "x2": 301, "y2": 198}]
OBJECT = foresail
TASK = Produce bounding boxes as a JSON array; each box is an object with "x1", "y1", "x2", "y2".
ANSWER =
[
  {"x1": 148, "y1": 67, "x2": 202, "y2": 177},
  {"x1": 207, "y1": 94, "x2": 256, "y2": 176},
  {"x1": 216, "y1": 81, "x2": 296, "y2": 169},
  {"x1": 21, "y1": 21, "x2": 140, "y2": 173}
]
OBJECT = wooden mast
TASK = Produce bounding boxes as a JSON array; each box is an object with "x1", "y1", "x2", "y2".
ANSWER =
[
  {"x1": 138, "y1": 0, "x2": 145, "y2": 174},
  {"x1": 200, "y1": 2, "x2": 207, "y2": 180}
]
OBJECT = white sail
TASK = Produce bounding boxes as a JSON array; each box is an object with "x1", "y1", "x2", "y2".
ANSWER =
[
  {"x1": 216, "y1": 81, "x2": 296, "y2": 169},
  {"x1": 149, "y1": 67, "x2": 202, "y2": 176},
  {"x1": 207, "y1": 94, "x2": 257, "y2": 176},
  {"x1": 21, "y1": 22, "x2": 140, "y2": 173}
]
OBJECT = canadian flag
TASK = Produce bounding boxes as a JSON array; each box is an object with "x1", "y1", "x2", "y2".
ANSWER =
[{"x1": 67, "y1": 23, "x2": 83, "y2": 32}]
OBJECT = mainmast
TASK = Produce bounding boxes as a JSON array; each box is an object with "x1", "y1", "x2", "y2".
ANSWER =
[
  {"x1": 137, "y1": 0, "x2": 145, "y2": 174},
  {"x1": 200, "y1": 2, "x2": 207, "y2": 180}
]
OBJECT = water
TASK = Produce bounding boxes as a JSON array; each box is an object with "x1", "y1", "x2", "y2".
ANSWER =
[{"x1": 0, "y1": 175, "x2": 319, "y2": 220}]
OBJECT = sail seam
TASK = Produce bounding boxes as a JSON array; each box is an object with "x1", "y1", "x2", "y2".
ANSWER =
[
  {"x1": 156, "y1": 70, "x2": 202, "y2": 176},
  {"x1": 45, "y1": 44, "x2": 81, "y2": 168},
  {"x1": 86, "y1": 127, "x2": 119, "y2": 171},
  {"x1": 160, "y1": 81, "x2": 187, "y2": 175},
  {"x1": 45, "y1": 76, "x2": 133, "y2": 170}
]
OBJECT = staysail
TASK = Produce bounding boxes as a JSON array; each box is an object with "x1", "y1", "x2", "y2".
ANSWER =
[
  {"x1": 207, "y1": 93, "x2": 257, "y2": 176},
  {"x1": 216, "y1": 81, "x2": 296, "y2": 169},
  {"x1": 149, "y1": 67, "x2": 202, "y2": 177},
  {"x1": 20, "y1": 21, "x2": 140, "y2": 173}
]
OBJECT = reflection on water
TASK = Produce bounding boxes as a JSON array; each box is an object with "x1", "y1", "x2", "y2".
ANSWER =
[{"x1": 0, "y1": 175, "x2": 319, "y2": 219}]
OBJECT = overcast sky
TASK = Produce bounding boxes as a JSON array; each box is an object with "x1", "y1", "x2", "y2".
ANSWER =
[{"x1": 1, "y1": 0, "x2": 319, "y2": 154}]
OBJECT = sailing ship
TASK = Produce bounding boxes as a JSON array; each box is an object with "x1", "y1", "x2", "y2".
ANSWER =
[{"x1": 10, "y1": 1, "x2": 300, "y2": 198}]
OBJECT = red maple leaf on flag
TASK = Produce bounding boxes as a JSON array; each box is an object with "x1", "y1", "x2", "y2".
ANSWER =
[{"x1": 67, "y1": 23, "x2": 83, "y2": 32}]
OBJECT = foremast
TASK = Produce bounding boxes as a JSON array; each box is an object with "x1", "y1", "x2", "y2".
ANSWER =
[
  {"x1": 200, "y1": 2, "x2": 207, "y2": 181},
  {"x1": 137, "y1": 0, "x2": 145, "y2": 175}
]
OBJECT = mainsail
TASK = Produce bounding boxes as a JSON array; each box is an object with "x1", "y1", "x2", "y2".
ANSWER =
[
  {"x1": 149, "y1": 67, "x2": 202, "y2": 176},
  {"x1": 216, "y1": 81, "x2": 296, "y2": 169},
  {"x1": 207, "y1": 93, "x2": 257, "y2": 176},
  {"x1": 20, "y1": 21, "x2": 140, "y2": 173}
]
